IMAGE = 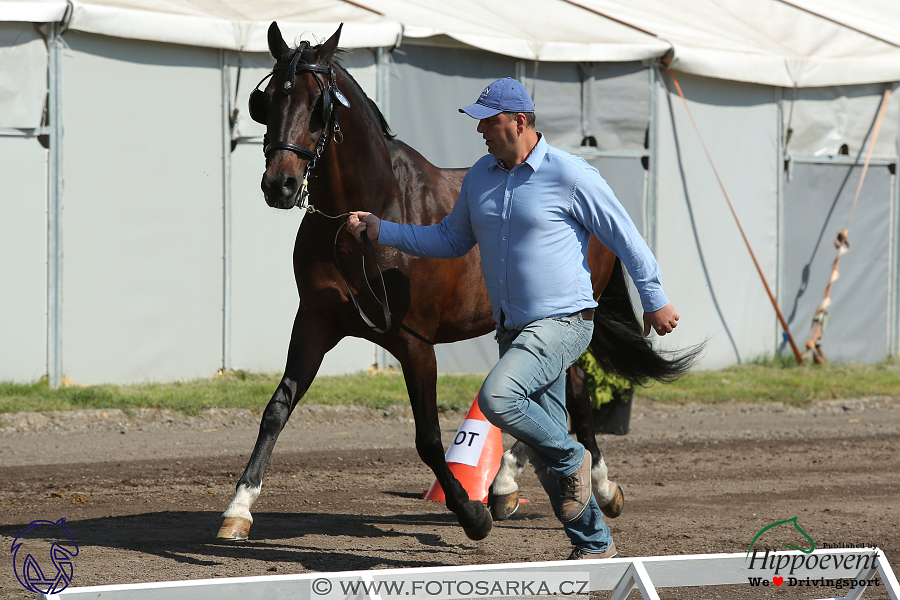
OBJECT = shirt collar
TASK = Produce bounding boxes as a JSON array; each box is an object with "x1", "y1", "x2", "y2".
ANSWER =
[{"x1": 490, "y1": 132, "x2": 547, "y2": 173}]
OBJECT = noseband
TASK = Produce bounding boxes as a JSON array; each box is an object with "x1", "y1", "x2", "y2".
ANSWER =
[{"x1": 249, "y1": 46, "x2": 351, "y2": 208}]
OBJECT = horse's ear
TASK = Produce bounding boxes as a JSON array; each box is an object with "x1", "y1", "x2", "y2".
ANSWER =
[
  {"x1": 267, "y1": 21, "x2": 289, "y2": 61},
  {"x1": 316, "y1": 24, "x2": 343, "y2": 63}
]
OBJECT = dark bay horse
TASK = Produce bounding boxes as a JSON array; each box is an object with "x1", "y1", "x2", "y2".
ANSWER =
[{"x1": 217, "y1": 22, "x2": 698, "y2": 543}]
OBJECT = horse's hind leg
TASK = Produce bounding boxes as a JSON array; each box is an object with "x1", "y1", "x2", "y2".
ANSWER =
[
  {"x1": 217, "y1": 310, "x2": 340, "y2": 541},
  {"x1": 487, "y1": 441, "x2": 528, "y2": 520},
  {"x1": 399, "y1": 340, "x2": 493, "y2": 540},
  {"x1": 566, "y1": 363, "x2": 624, "y2": 518}
]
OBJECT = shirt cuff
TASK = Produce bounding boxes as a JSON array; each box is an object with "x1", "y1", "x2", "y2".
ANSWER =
[
  {"x1": 640, "y1": 289, "x2": 670, "y2": 313},
  {"x1": 378, "y1": 220, "x2": 400, "y2": 246}
]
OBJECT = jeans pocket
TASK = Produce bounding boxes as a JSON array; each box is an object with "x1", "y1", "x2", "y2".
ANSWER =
[{"x1": 566, "y1": 321, "x2": 594, "y2": 364}]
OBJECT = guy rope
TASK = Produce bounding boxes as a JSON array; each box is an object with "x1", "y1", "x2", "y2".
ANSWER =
[{"x1": 661, "y1": 58, "x2": 805, "y2": 364}]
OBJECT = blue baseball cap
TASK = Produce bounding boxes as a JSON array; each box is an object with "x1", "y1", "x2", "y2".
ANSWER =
[{"x1": 459, "y1": 78, "x2": 535, "y2": 119}]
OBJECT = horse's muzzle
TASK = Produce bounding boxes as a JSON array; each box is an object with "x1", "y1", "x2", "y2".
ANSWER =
[{"x1": 261, "y1": 170, "x2": 300, "y2": 210}]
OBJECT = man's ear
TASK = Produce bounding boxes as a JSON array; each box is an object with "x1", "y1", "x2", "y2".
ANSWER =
[{"x1": 516, "y1": 113, "x2": 528, "y2": 134}]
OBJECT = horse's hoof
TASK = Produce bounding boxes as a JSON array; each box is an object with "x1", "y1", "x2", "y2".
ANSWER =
[
  {"x1": 461, "y1": 500, "x2": 493, "y2": 541},
  {"x1": 600, "y1": 484, "x2": 624, "y2": 519},
  {"x1": 487, "y1": 490, "x2": 519, "y2": 521},
  {"x1": 216, "y1": 516, "x2": 251, "y2": 541}
]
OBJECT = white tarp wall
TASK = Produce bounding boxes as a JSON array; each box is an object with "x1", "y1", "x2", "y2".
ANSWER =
[
  {"x1": 0, "y1": 21, "x2": 386, "y2": 384},
  {"x1": 3, "y1": 0, "x2": 900, "y2": 384},
  {"x1": 59, "y1": 32, "x2": 225, "y2": 383},
  {"x1": 0, "y1": 22, "x2": 49, "y2": 382},
  {"x1": 653, "y1": 71, "x2": 781, "y2": 368},
  {"x1": 780, "y1": 82, "x2": 900, "y2": 363}
]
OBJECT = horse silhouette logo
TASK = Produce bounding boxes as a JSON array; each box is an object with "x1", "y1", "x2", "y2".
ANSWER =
[
  {"x1": 11, "y1": 518, "x2": 79, "y2": 594},
  {"x1": 746, "y1": 516, "x2": 815, "y2": 559}
]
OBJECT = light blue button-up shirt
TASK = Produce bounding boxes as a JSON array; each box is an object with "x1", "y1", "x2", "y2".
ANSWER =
[{"x1": 379, "y1": 135, "x2": 669, "y2": 331}]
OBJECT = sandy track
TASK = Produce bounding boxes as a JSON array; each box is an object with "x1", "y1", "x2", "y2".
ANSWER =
[{"x1": 1, "y1": 397, "x2": 898, "y2": 599}]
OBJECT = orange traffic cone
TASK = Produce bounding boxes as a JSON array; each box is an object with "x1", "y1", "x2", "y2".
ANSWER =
[{"x1": 424, "y1": 394, "x2": 503, "y2": 503}]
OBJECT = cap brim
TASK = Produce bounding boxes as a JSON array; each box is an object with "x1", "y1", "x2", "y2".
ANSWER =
[{"x1": 459, "y1": 103, "x2": 503, "y2": 119}]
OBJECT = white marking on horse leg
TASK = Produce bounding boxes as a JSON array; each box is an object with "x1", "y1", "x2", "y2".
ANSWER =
[
  {"x1": 592, "y1": 455, "x2": 618, "y2": 505},
  {"x1": 222, "y1": 484, "x2": 261, "y2": 522},
  {"x1": 491, "y1": 449, "x2": 525, "y2": 496}
]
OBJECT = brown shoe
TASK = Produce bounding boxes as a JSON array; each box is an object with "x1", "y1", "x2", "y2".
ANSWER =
[
  {"x1": 558, "y1": 451, "x2": 591, "y2": 522},
  {"x1": 568, "y1": 541, "x2": 617, "y2": 560}
]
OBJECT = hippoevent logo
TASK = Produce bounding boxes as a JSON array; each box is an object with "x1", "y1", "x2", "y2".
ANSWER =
[
  {"x1": 744, "y1": 517, "x2": 880, "y2": 590},
  {"x1": 746, "y1": 516, "x2": 815, "y2": 558},
  {"x1": 10, "y1": 518, "x2": 79, "y2": 594}
]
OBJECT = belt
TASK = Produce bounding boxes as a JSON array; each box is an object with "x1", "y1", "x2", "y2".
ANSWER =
[{"x1": 567, "y1": 309, "x2": 595, "y2": 321}]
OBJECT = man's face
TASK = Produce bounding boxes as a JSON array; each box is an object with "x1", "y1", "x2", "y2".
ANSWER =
[{"x1": 476, "y1": 113, "x2": 519, "y2": 162}]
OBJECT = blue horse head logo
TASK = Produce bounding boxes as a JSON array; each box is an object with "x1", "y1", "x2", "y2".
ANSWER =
[{"x1": 11, "y1": 518, "x2": 79, "y2": 594}]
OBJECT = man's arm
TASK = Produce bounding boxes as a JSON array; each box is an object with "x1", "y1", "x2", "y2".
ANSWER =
[
  {"x1": 572, "y1": 169, "x2": 679, "y2": 336},
  {"x1": 346, "y1": 171, "x2": 478, "y2": 258}
]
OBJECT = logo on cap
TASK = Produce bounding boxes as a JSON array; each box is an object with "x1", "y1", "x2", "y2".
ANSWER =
[{"x1": 481, "y1": 87, "x2": 490, "y2": 98}]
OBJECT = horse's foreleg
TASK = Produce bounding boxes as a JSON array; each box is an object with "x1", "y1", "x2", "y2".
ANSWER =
[
  {"x1": 566, "y1": 364, "x2": 624, "y2": 518},
  {"x1": 217, "y1": 311, "x2": 339, "y2": 540},
  {"x1": 487, "y1": 441, "x2": 529, "y2": 520},
  {"x1": 401, "y1": 342, "x2": 492, "y2": 541}
]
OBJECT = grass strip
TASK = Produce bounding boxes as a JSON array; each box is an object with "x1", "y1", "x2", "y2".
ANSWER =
[
  {"x1": 1, "y1": 359, "x2": 897, "y2": 415},
  {"x1": 0, "y1": 371, "x2": 485, "y2": 416}
]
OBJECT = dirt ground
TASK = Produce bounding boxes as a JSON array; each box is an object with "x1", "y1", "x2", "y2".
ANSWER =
[{"x1": 1, "y1": 396, "x2": 898, "y2": 599}]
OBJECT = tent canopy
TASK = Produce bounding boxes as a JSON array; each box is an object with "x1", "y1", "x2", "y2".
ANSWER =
[
  {"x1": 570, "y1": 0, "x2": 900, "y2": 87},
  {"x1": 357, "y1": 0, "x2": 669, "y2": 62},
  {"x1": 3, "y1": 0, "x2": 900, "y2": 86},
  {"x1": 1, "y1": 0, "x2": 403, "y2": 50},
  {"x1": 780, "y1": 0, "x2": 900, "y2": 49}
]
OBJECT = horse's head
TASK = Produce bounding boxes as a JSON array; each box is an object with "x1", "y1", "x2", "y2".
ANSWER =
[{"x1": 254, "y1": 22, "x2": 345, "y2": 209}]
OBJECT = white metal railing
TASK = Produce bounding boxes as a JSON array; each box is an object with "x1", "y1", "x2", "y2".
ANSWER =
[{"x1": 39, "y1": 548, "x2": 899, "y2": 600}]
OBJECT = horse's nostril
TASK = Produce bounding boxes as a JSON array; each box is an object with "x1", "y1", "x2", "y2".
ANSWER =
[{"x1": 282, "y1": 176, "x2": 298, "y2": 197}]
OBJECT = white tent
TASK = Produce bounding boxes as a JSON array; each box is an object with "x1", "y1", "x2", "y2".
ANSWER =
[
  {"x1": 571, "y1": 0, "x2": 900, "y2": 87},
  {"x1": 779, "y1": 0, "x2": 900, "y2": 49},
  {"x1": 2, "y1": 0, "x2": 899, "y2": 385}
]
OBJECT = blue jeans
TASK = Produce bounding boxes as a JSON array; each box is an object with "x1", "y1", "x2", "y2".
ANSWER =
[{"x1": 479, "y1": 315, "x2": 613, "y2": 552}]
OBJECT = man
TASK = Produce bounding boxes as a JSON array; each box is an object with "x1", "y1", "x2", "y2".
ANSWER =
[{"x1": 348, "y1": 77, "x2": 678, "y2": 559}]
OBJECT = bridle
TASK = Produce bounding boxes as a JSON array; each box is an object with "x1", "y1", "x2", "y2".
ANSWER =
[
  {"x1": 250, "y1": 47, "x2": 436, "y2": 346},
  {"x1": 249, "y1": 44, "x2": 350, "y2": 210}
]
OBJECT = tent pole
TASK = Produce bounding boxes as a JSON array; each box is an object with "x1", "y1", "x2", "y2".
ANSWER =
[
  {"x1": 375, "y1": 45, "x2": 390, "y2": 369},
  {"x1": 47, "y1": 21, "x2": 63, "y2": 388},
  {"x1": 892, "y1": 83, "x2": 900, "y2": 358},
  {"x1": 776, "y1": 86, "x2": 787, "y2": 357},
  {"x1": 376, "y1": 47, "x2": 390, "y2": 123},
  {"x1": 646, "y1": 61, "x2": 659, "y2": 253},
  {"x1": 220, "y1": 49, "x2": 233, "y2": 373}
]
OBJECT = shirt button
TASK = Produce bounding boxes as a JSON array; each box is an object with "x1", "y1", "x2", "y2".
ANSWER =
[
  {"x1": 501, "y1": 259, "x2": 504, "y2": 262},
  {"x1": 502, "y1": 237, "x2": 506, "y2": 240},
  {"x1": 500, "y1": 280, "x2": 504, "y2": 283}
]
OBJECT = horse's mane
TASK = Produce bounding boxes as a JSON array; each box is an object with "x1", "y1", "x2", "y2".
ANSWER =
[{"x1": 293, "y1": 41, "x2": 396, "y2": 140}]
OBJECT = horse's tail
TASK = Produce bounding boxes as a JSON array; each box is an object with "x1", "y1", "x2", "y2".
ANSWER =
[{"x1": 590, "y1": 258, "x2": 703, "y2": 385}]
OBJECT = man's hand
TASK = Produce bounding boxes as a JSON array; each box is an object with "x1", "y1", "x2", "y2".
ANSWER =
[
  {"x1": 347, "y1": 211, "x2": 381, "y2": 243},
  {"x1": 643, "y1": 303, "x2": 679, "y2": 337}
]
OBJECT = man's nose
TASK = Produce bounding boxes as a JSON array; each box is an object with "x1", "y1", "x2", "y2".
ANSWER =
[{"x1": 477, "y1": 119, "x2": 486, "y2": 133}]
